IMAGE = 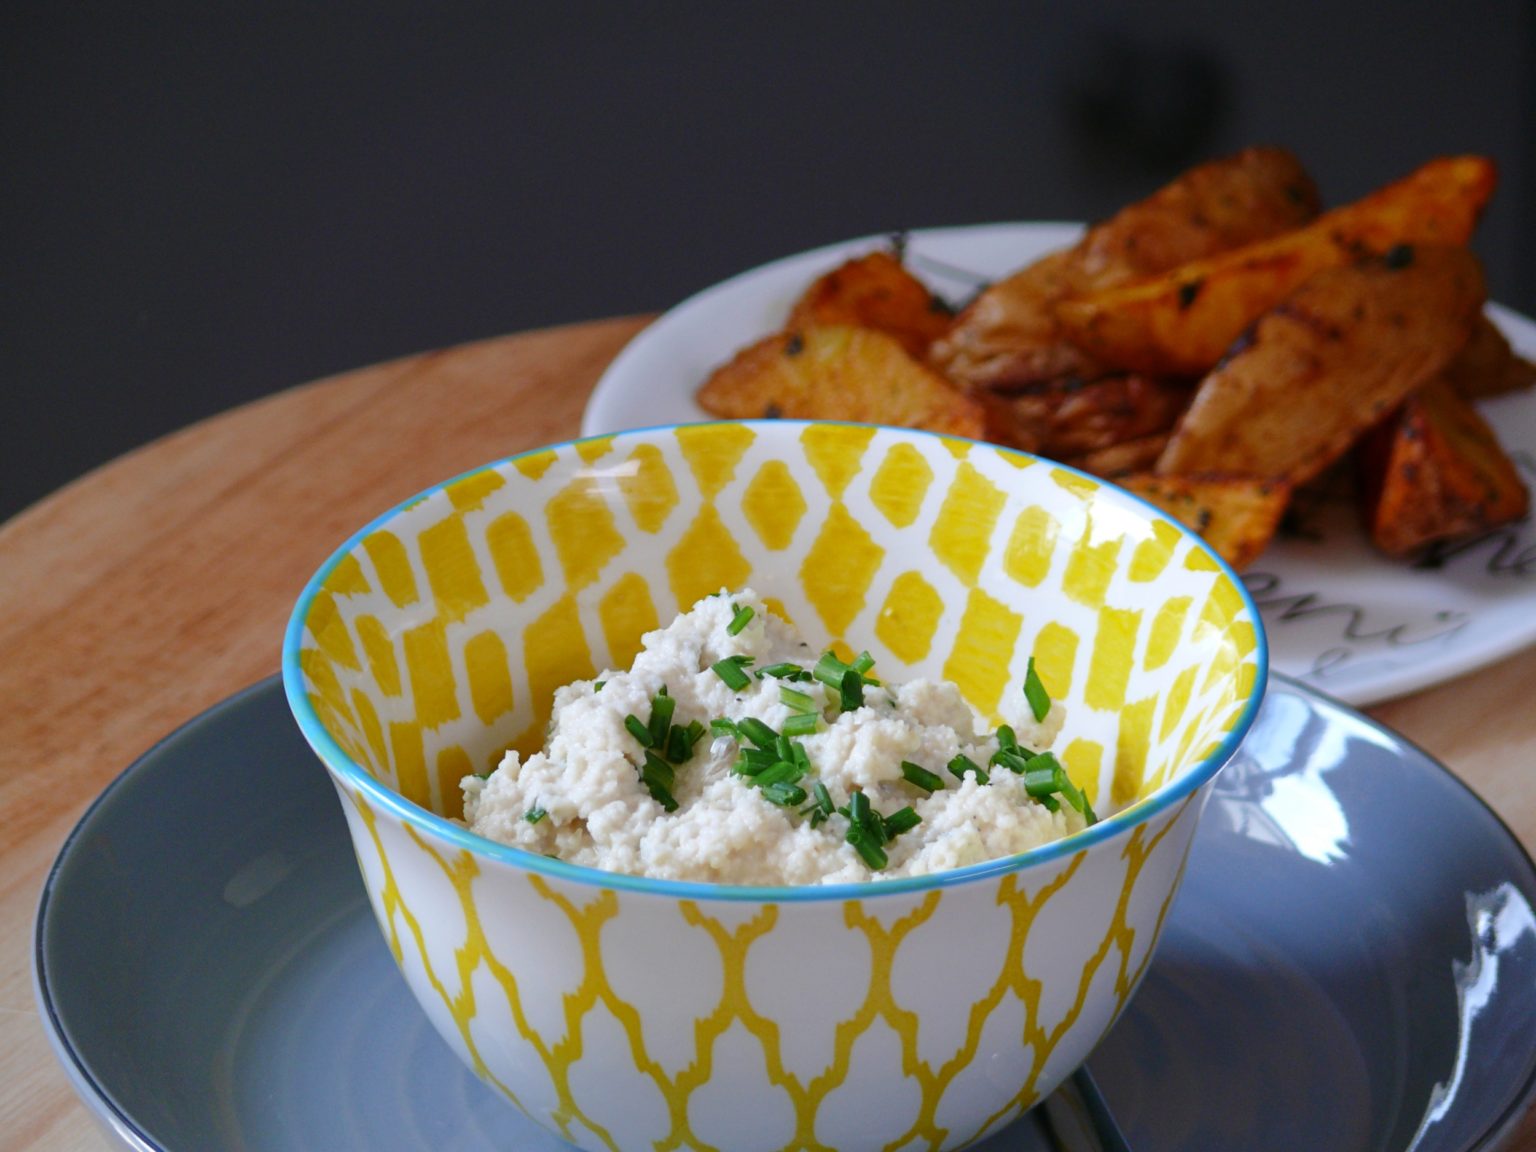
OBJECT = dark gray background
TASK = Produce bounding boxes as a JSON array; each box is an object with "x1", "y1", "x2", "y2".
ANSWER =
[{"x1": 5, "y1": 3, "x2": 1533, "y2": 523}]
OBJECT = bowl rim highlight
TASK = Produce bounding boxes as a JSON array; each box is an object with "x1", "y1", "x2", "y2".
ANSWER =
[{"x1": 282, "y1": 419, "x2": 1269, "y2": 903}]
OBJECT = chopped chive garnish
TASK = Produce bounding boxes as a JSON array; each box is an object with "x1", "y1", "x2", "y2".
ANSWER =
[
  {"x1": 524, "y1": 806, "x2": 547, "y2": 824},
  {"x1": 737, "y1": 717, "x2": 778, "y2": 749},
  {"x1": 851, "y1": 651, "x2": 876, "y2": 675},
  {"x1": 761, "y1": 781, "x2": 808, "y2": 807},
  {"x1": 639, "y1": 750, "x2": 678, "y2": 811},
  {"x1": 594, "y1": 680, "x2": 606, "y2": 692},
  {"x1": 900, "y1": 761, "x2": 945, "y2": 793},
  {"x1": 845, "y1": 824, "x2": 888, "y2": 870},
  {"x1": 755, "y1": 761, "x2": 803, "y2": 788},
  {"x1": 758, "y1": 662, "x2": 813, "y2": 681},
  {"x1": 996, "y1": 725, "x2": 1017, "y2": 752},
  {"x1": 779, "y1": 685, "x2": 818, "y2": 713},
  {"x1": 847, "y1": 789, "x2": 871, "y2": 826},
  {"x1": 666, "y1": 720, "x2": 701, "y2": 763},
  {"x1": 840, "y1": 668, "x2": 865, "y2": 713},
  {"x1": 994, "y1": 748, "x2": 1036, "y2": 774},
  {"x1": 948, "y1": 754, "x2": 988, "y2": 784},
  {"x1": 782, "y1": 712, "x2": 819, "y2": 737},
  {"x1": 727, "y1": 603, "x2": 755, "y2": 636},
  {"x1": 812, "y1": 780, "x2": 834, "y2": 817},
  {"x1": 1039, "y1": 792, "x2": 1061, "y2": 812},
  {"x1": 648, "y1": 692, "x2": 676, "y2": 747},
  {"x1": 813, "y1": 651, "x2": 850, "y2": 689},
  {"x1": 624, "y1": 714, "x2": 654, "y2": 748},
  {"x1": 710, "y1": 717, "x2": 739, "y2": 739},
  {"x1": 734, "y1": 746, "x2": 777, "y2": 775},
  {"x1": 1023, "y1": 656, "x2": 1051, "y2": 722},
  {"x1": 1023, "y1": 765, "x2": 1060, "y2": 797},
  {"x1": 711, "y1": 655, "x2": 753, "y2": 690},
  {"x1": 883, "y1": 806, "x2": 921, "y2": 837}
]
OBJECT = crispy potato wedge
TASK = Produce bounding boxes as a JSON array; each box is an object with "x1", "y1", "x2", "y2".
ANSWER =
[
  {"x1": 1157, "y1": 245, "x2": 1486, "y2": 486},
  {"x1": 1063, "y1": 433, "x2": 1171, "y2": 478},
  {"x1": 697, "y1": 325, "x2": 985, "y2": 438},
  {"x1": 788, "y1": 250, "x2": 953, "y2": 359},
  {"x1": 1057, "y1": 155, "x2": 1497, "y2": 375},
  {"x1": 1118, "y1": 473, "x2": 1292, "y2": 570},
  {"x1": 1441, "y1": 314, "x2": 1536, "y2": 401},
  {"x1": 933, "y1": 147, "x2": 1320, "y2": 391},
  {"x1": 1358, "y1": 377, "x2": 1530, "y2": 555},
  {"x1": 983, "y1": 374, "x2": 1193, "y2": 457}
]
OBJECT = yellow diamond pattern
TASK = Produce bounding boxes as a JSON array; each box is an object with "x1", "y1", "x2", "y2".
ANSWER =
[
  {"x1": 740, "y1": 460, "x2": 807, "y2": 551},
  {"x1": 928, "y1": 462, "x2": 1006, "y2": 586},
  {"x1": 868, "y1": 442, "x2": 933, "y2": 528},
  {"x1": 799, "y1": 501, "x2": 885, "y2": 638}
]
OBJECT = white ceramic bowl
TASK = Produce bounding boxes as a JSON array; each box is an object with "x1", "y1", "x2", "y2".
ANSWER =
[{"x1": 283, "y1": 420, "x2": 1266, "y2": 1151}]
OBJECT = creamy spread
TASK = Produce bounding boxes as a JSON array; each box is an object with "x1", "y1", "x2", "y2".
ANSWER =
[{"x1": 462, "y1": 589, "x2": 1090, "y2": 885}]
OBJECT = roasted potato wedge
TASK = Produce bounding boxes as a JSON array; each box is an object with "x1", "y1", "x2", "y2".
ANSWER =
[
  {"x1": 1118, "y1": 473, "x2": 1291, "y2": 571},
  {"x1": 1157, "y1": 244, "x2": 1486, "y2": 486},
  {"x1": 1441, "y1": 314, "x2": 1536, "y2": 401},
  {"x1": 984, "y1": 374, "x2": 1193, "y2": 457},
  {"x1": 1057, "y1": 155, "x2": 1497, "y2": 375},
  {"x1": 787, "y1": 250, "x2": 953, "y2": 359},
  {"x1": 697, "y1": 325, "x2": 986, "y2": 438},
  {"x1": 933, "y1": 146, "x2": 1320, "y2": 391},
  {"x1": 1358, "y1": 377, "x2": 1530, "y2": 555},
  {"x1": 1063, "y1": 433, "x2": 1172, "y2": 479}
]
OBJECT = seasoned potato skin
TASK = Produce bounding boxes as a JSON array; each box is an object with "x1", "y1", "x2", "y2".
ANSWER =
[
  {"x1": 1117, "y1": 472, "x2": 1292, "y2": 570},
  {"x1": 1358, "y1": 377, "x2": 1530, "y2": 555},
  {"x1": 1440, "y1": 314, "x2": 1536, "y2": 401},
  {"x1": 983, "y1": 374, "x2": 1193, "y2": 457},
  {"x1": 932, "y1": 146, "x2": 1321, "y2": 391},
  {"x1": 697, "y1": 325, "x2": 986, "y2": 439},
  {"x1": 1057, "y1": 156, "x2": 1497, "y2": 375},
  {"x1": 1156, "y1": 245, "x2": 1486, "y2": 486},
  {"x1": 787, "y1": 250, "x2": 953, "y2": 359}
]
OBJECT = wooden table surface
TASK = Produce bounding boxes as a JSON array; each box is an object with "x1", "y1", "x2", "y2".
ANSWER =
[{"x1": 3, "y1": 316, "x2": 1533, "y2": 1150}]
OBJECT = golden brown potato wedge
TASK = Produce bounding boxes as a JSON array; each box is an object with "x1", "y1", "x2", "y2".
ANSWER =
[
  {"x1": 787, "y1": 250, "x2": 953, "y2": 359},
  {"x1": 697, "y1": 325, "x2": 986, "y2": 438},
  {"x1": 1118, "y1": 473, "x2": 1292, "y2": 571},
  {"x1": 983, "y1": 375, "x2": 1194, "y2": 457},
  {"x1": 1156, "y1": 244, "x2": 1486, "y2": 486},
  {"x1": 933, "y1": 147, "x2": 1321, "y2": 391},
  {"x1": 1063, "y1": 434, "x2": 1171, "y2": 479},
  {"x1": 1057, "y1": 155, "x2": 1497, "y2": 375},
  {"x1": 1440, "y1": 314, "x2": 1536, "y2": 401},
  {"x1": 1358, "y1": 377, "x2": 1530, "y2": 555}
]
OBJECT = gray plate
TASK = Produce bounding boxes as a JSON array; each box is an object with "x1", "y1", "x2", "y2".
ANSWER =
[{"x1": 34, "y1": 676, "x2": 1536, "y2": 1151}]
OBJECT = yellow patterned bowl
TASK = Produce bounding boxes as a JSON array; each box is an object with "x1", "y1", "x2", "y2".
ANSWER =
[{"x1": 283, "y1": 420, "x2": 1265, "y2": 1151}]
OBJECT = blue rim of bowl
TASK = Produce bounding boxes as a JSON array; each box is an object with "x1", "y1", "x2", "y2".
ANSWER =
[{"x1": 283, "y1": 420, "x2": 1270, "y2": 903}]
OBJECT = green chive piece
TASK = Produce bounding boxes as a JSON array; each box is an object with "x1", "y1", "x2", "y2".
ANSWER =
[
  {"x1": 813, "y1": 651, "x2": 850, "y2": 689},
  {"x1": 737, "y1": 717, "x2": 778, "y2": 750},
  {"x1": 711, "y1": 655, "x2": 753, "y2": 690},
  {"x1": 1023, "y1": 656, "x2": 1051, "y2": 722},
  {"x1": 851, "y1": 651, "x2": 876, "y2": 675},
  {"x1": 758, "y1": 661, "x2": 810, "y2": 681},
  {"x1": 847, "y1": 789, "x2": 871, "y2": 826},
  {"x1": 948, "y1": 754, "x2": 988, "y2": 784},
  {"x1": 639, "y1": 751, "x2": 678, "y2": 811},
  {"x1": 845, "y1": 823, "x2": 889, "y2": 870},
  {"x1": 727, "y1": 603, "x2": 755, "y2": 636},
  {"x1": 812, "y1": 780, "x2": 834, "y2": 817},
  {"x1": 648, "y1": 692, "x2": 676, "y2": 747},
  {"x1": 755, "y1": 761, "x2": 803, "y2": 788},
  {"x1": 1023, "y1": 765, "x2": 1059, "y2": 797},
  {"x1": 840, "y1": 668, "x2": 864, "y2": 713},
  {"x1": 996, "y1": 725, "x2": 1017, "y2": 752},
  {"x1": 624, "y1": 714, "x2": 654, "y2": 748},
  {"x1": 734, "y1": 747, "x2": 776, "y2": 776},
  {"x1": 1039, "y1": 792, "x2": 1061, "y2": 812},
  {"x1": 1052, "y1": 764, "x2": 1097, "y2": 825},
  {"x1": 710, "y1": 717, "x2": 739, "y2": 739},
  {"x1": 779, "y1": 685, "x2": 818, "y2": 713},
  {"x1": 775, "y1": 733, "x2": 794, "y2": 761},
  {"x1": 761, "y1": 781, "x2": 808, "y2": 807},
  {"x1": 665, "y1": 725, "x2": 690, "y2": 763},
  {"x1": 524, "y1": 806, "x2": 547, "y2": 824},
  {"x1": 782, "y1": 712, "x2": 819, "y2": 737},
  {"x1": 883, "y1": 806, "x2": 921, "y2": 837},
  {"x1": 994, "y1": 748, "x2": 1036, "y2": 774},
  {"x1": 900, "y1": 761, "x2": 945, "y2": 793},
  {"x1": 790, "y1": 740, "x2": 812, "y2": 773},
  {"x1": 594, "y1": 680, "x2": 606, "y2": 692}
]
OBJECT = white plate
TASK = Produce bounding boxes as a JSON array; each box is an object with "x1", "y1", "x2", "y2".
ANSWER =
[{"x1": 582, "y1": 223, "x2": 1536, "y2": 706}]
